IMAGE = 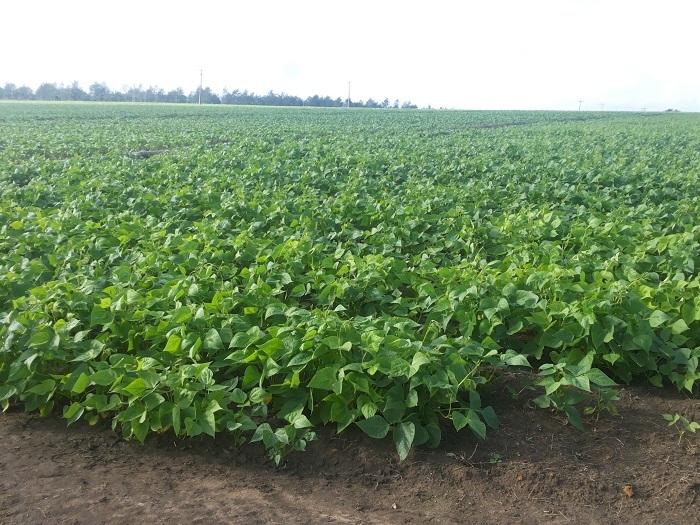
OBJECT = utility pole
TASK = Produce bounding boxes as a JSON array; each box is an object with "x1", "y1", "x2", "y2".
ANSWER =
[
  {"x1": 198, "y1": 69, "x2": 204, "y2": 105},
  {"x1": 578, "y1": 100, "x2": 583, "y2": 111},
  {"x1": 347, "y1": 81, "x2": 351, "y2": 108},
  {"x1": 599, "y1": 103, "x2": 604, "y2": 111}
]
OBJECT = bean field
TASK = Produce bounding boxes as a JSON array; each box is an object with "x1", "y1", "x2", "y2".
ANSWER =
[{"x1": 1, "y1": 103, "x2": 698, "y2": 463}]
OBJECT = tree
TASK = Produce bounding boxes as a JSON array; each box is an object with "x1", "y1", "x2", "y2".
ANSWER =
[
  {"x1": 165, "y1": 88, "x2": 187, "y2": 103},
  {"x1": 145, "y1": 86, "x2": 165, "y2": 103},
  {"x1": 190, "y1": 86, "x2": 220, "y2": 104},
  {"x1": 0, "y1": 79, "x2": 415, "y2": 109},
  {"x1": 126, "y1": 84, "x2": 146, "y2": 102},
  {"x1": 2, "y1": 83, "x2": 17, "y2": 99},
  {"x1": 36, "y1": 83, "x2": 60, "y2": 101},
  {"x1": 13, "y1": 85, "x2": 34, "y2": 100},
  {"x1": 66, "y1": 81, "x2": 88, "y2": 101},
  {"x1": 89, "y1": 82, "x2": 111, "y2": 101}
]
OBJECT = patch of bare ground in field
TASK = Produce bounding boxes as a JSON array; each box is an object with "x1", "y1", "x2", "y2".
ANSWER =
[{"x1": 1, "y1": 379, "x2": 698, "y2": 525}]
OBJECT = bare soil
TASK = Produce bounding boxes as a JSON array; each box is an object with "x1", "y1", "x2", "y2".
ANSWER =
[{"x1": 1, "y1": 378, "x2": 698, "y2": 525}]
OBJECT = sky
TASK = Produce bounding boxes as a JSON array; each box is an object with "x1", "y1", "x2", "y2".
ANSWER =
[{"x1": 1, "y1": 0, "x2": 699, "y2": 111}]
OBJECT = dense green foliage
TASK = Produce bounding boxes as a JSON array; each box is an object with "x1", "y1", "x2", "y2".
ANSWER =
[{"x1": 1, "y1": 103, "x2": 698, "y2": 462}]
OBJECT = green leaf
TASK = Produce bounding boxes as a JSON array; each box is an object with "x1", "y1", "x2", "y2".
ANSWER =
[
  {"x1": 287, "y1": 352, "x2": 314, "y2": 367},
  {"x1": 308, "y1": 366, "x2": 342, "y2": 394},
  {"x1": 649, "y1": 310, "x2": 670, "y2": 328},
  {"x1": 90, "y1": 306, "x2": 114, "y2": 327},
  {"x1": 71, "y1": 340, "x2": 105, "y2": 362},
  {"x1": 131, "y1": 418, "x2": 149, "y2": 442},
  {"x1": 424, "y1": 421, "x2": 442, "y2": 448},
  {"x1": 172, "y1": 405, "x2": 181, "y2": 435},
  {"x1": 164, "y1": 334, "x2": 182, "y2": 353},
  {"x1": 466, "y1": 409, "x2": 487, "y2": 440},
  {"x1": 251, "y1": 423, "x2": 275, "y2": 446},
  {"x1": 356, "y1": 415, "x2": 390, "y2": 439},
  {"x1": 123, "y1": 378, "x2": 148, "y2": 397},
  {"x1": 481, "y1": 406, "x2": 500, "y2": 429},
  {"x1": 63, "y1": 402, "x2": 84, "y2": 425},
  {"x1": 27, "y1": 328, "x2": 53, "y2": 348},
  {"x1": 0, "y1": 385, "x2": 18, "y2": 402},
  {"x1": 200, "y1": 405, "x2": 218, "y2": 437},
  {"x1": 409, "y1": 352, "x2": 431, "y2": 376},
  {"x1": 670, "y1": 319, "x2": 689, "y2": 335},
  {"x1": 452, "y1": 411, "x2": 468, "y2": 432},
  {"x1": 502, "y1": 349, "x2": 530, "y2": 367},
  {"x1": 585, "y1": 368, "x2": 617, "y2": 387},
  {"x1": 405, "y1": 389, "x2": 418, "y2": 408},
  {"x1": 564, "y1": 405, "x2": 584, "y2": 431},
  {"x1": 257, "y1": 337, "x2": 285, "y2": 356},
  {"x1": 393, "y1": 421, "x2": 416, "y2": 461},
  {"x1": 358, "y1": 396, "x2": 378, "y2": 419},
  {"x1": 632, "y1": 332, "x2": 652, "y2": 351},
  {"x1": 171, "y1": 306, "x2": 192, "y2": 324},
  {"x1": 71, "y1": 373, "x2": 91, "y2": 394},
  {"x1": 203, "y1": 328, "x2": 224, "y2": 351},
  {"x1": 382, "y1": 386, "x2": 406, "y2": 424},
  {"x1": 27, "y1": 379, "x2": 56, "y2": 396},
  {"x1": 229, "y1": 331, "x2": 259, "y2": 349},
  {"x1": 515, "y1": 290, "x2": 539, "y2": 308}
]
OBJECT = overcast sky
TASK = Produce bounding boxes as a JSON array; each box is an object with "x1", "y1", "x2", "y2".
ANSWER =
[{"x1": 2, "y1": 0, "x2": 698, "y2": 111}]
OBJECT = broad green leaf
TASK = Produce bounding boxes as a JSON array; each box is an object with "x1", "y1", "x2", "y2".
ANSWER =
[
  {"x1": 63, "y1": 402, "x2": 84, "y2": 425},
  {"x1": 393, "y1": 421, "x2": 416, "y2": 461},
  {"x1": 90, "y1": 306, "x2": 114, "y2": 327},
  {"x1": 481, "y1": 406, "x2": 500, "y2": 429},
  {"x1": 502, "y1": 350, "x2": 530, "y2": 367},
  {"x1": 27, "y1": 379, "x2": 56, "y2": 396},
  {"x1": 164, "y1": 334, "x2": 182, "y2": 353},
  {"x1": 564, "y1": 405, "x2": 584, "y2": 431},
  {"x1": 649, "y1": 310, "x2": 670, "y2": 328},
  {"x1": 356, "y1": 415, "x2": 390, "y2": 439},
  {"x1": 670, "y1": 319, "x2": 689, "y2": 335},
  {"x1": 171, "y1": 306, "x2": 192, "y2": 324},
  {"x1": 200, "y1": 407, "x2": 218, "y2": 437},
  {"x1": 71, "y1": 373, "x2": 91, "y2": 394},
  {"x1": 203, "y1": 328, "x2": 224, "y2": 351},
  {"x1": 466, "y1": 410, "x2": 487, "y2": 440},
  {"x1": 409, "y1": 352, "x2": 431, "y2": 376},
  {"x1": 131, "y1": 418, "x2": 149, "y2": 442},
  {"x1": 515, "y1": 290, "x2": 539, "y2": 308},
  {"x1": 382, "y1": 386, "x2": 407, "y2": 424},
  {"x1": 123, "y1": 378, "x2": 148, "y2": 397},
  {"x1": 585, "y1": 368, "x2": 617, "y2": 387},
  {"x1": 308, "y1": 366, "x2": 342, "y2": 394},
  {"x1": 27, "y1": 328, "x2": 53, "y2": 348},
  {"x1": 72, "y1": 340, "x2": 105, "y2": 362},
  {"x1": 452, "y1": 411, "x2": 468, "y2": 432}
]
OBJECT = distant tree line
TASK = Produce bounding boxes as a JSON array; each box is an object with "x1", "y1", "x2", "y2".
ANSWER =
[{"x1": 0, "y1": 81, "x2": 418, "y2": 108}]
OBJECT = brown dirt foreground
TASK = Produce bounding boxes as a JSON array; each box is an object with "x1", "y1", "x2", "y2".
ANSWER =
[{"x1": 1, "y1": 380, "x2": 698, "y2": 525}]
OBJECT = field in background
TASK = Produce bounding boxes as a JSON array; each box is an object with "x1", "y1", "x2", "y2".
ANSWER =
[{"x1": 1, "y1": 103, "x2": 698, "y2": 463}]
